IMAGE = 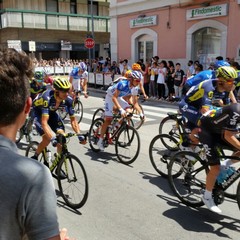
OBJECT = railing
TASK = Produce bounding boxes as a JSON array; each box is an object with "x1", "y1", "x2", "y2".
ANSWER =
[
  {"x1": 35, "y1": 66, "x2": 119, "y2": 88},
  {"x1": 0, "y1": 8, "x2": 110, "y2": 32}
]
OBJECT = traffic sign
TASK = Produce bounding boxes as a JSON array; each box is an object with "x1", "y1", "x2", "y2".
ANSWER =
[{"x1": 84, "y1": 38, "x2": 95, "y2": 49}]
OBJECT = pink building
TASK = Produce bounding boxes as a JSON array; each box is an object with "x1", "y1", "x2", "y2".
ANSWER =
[{"x1": 110, "y1": 0, "x2": 240, "y2": 70}]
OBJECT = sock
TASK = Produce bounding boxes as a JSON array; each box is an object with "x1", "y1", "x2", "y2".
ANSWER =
[{"x1": 204, "y1": 190, "x2": 212, "y2": 199}]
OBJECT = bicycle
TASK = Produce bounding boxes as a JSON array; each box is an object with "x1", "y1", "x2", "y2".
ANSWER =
[
  {"x1": 58, "y1": 90, "x2": 84, "y2": 123},
  {"x1": 16, "y1": 109, "x2": 38, "y2": 144},
  {"x1": 92, "y1": 103, "x2": 145, "y2": 130},
  {"x1": 89, "y1": 113, "x2": 140, "y2": 165},
  {"x1": 25, "y1": 132, "x2": 88, "y2": 209},
  {"x1": 168, "y1": 144, "x2": 240, "y2": 209}
]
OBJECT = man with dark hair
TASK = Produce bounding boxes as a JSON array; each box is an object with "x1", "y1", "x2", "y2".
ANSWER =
[{"x1": 0, "y1": 48, "x2": 71, "y2": 239}]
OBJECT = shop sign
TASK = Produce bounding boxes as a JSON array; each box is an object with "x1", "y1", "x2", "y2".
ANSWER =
[
  {"x1": 130, "y1": 15, "x2": 157, "y2": 28},
  {"x1": 7, "y1": 40, "x2": 22, "y2": 51},
  {"x1": 186, "y1": 4, "x2": 228, "y2": 20},
  {"x1": 61, "y1": 40, "x2": 72, "y2": 51}
]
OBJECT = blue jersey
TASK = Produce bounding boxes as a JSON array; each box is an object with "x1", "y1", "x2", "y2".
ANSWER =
[
  {"x1": 107, "y1": 79, "x2": 131, "y2": 97},
  {"x1": 70, "y1": 67, "x2": 88, "y2": 80},
  {"x1": 186, "y1": 70, "x2": 216, "y2": 88},
  {"x1": 33, "y1": 89, "x2": 75, "y2": 117},
  {"x1": 185, "y1": 79, "x2": 230, "y2": 110}
]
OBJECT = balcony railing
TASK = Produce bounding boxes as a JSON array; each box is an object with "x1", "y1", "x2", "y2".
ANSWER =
[{"x1": 0, "y1": 8, "x2": 110, "y2": 32}]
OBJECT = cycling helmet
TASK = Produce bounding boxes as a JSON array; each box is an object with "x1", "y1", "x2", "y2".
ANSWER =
[
  {"x1": 216, "y1": 66, "x2": 238, "y2": 80},
  {"x1": 124, "y1": 70, "x2": 132, "y2": 78},
  {"x1": 53, "y1": 77, "x2": 71, "y2": 91},
  {"x1": 34, "y1": 71, "x2": 44, "y2": 81},
  {"x1": 132, "y1": 63, "x2": 142, "y2": 71},
  {"x1": 79, "y1": 62, "x2": 87, "y2": 71},
  {"x1": 214, "y1": 60, "x2": 230, "y2": 69},
  {"x1": 131, "y1": 70, "x2": 142, "y2": 82}
]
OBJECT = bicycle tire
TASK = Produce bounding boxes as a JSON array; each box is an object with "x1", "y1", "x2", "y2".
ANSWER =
[
  {"x1": 16, "y1": 128, "x2": 24, "y2": 144},
  {"x1": 25, "y1": 141, "x2": 46, "y2": 165},
  {"x1": 74, "y1": 100, "x2": 83, "y2": 123},
  {"x1": 132, "y1": 104, "x2": 144, "y2": 130},
  {"x1": 89, "y1": 117, "x2": 104, "y2": 152},
  {"x1": 159, "y1": 116, "x2": 180, "y2": 142},
  {"x1": 57, "y1": 154, "x2": 88, "y2": 209},
  {"x1": 57, "y1": 107, "x2": 68, "y2": 120},
  {"x1": 115, "y1": 125, "x2": 140, "y2": 164},
  {"x1": 236, "y1": 181, "x2": 240, "y2": 210},
  {"x1": 149, "y1": 134, "x2": 179, "y2": 178},
  {"x1": 168, "y1": 151, "x2": 208, "y2": 207},
  {"x1": 92, "y1": 108, "x2": 105, "y2": 122}
]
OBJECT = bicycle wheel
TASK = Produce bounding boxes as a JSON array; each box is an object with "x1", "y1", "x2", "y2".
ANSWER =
[
  {"x1": 159, "y1": 116, "x2": 180, "y2": 142},
  {"x1": 57, "y1": 106, "x2": 68, "y2": 120},
  {"x1": 16, "y1": 128, "x2": 24, "y2": 144},
  {"x1": 89, "y1": 118, "x2": 104, "y2": 152},
  {"x1": 25, "y1": 141, "x2": 46, "y2": 165},
  {"x1": 168, "y1": 151, "x2": 208, "y2": 207},
  {"x1": 74, "y1": 100, "x2": 83, "y2": 123},
  {"x1": 92, "y1": 108, "x2": 105, "y2": 122},
  {"x1": 132, "y1": 104, "x2": 144, "y2": 130},
  {"x1": 57, "y1": 154, "x2": 88, "y2": 209},
  {"x1": 149, "y1": 134, "x2": 179, "y2": 178},
  {"x1": 115, "y1": 125, "x2": 140, "y2": 164},
  {"x1": 236, "y1": 181, "x2": 240, "y2": 210}
]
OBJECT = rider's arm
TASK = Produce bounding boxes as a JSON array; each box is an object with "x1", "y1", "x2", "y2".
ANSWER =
[
  {"x1": 41, "y1": 114, "x2": 54, "y2": 140},
  {"x1": 69, "y1": 116, "x2": 80, "y2": 134},
  {"x1": 112, "y1": 89, "x2": 122, "y2": 111},
  {"x1": 224, "y1": 130, "x2": 240, "y2": 150},
  {"x1": 139, "y1": 81, "x2": 148, "y2": 98},
  {"x1": 229, "y1": 90, "x2": 237, "y2": 103}
]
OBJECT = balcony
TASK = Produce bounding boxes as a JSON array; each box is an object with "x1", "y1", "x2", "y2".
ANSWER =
[{"x1": 0, "y1": 9, "x2": 110, "y2": 32}]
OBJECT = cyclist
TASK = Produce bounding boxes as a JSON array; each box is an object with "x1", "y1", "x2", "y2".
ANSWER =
[
  {"x1": 199, "y1": 103, "x2": 240, "y2": 213},
  {"x1": 179, "y1": 66, "x2": 238, "y2": 149},
  {"x1": 30, "y1": 71, "x2": 47, "y2": 100},
  {"x1": 32, "y1": 77, "x2": 86, "y2": 161},
  {"x1": 97, "y1": 70, "x2": 142, "y2": 151},
  {"x1": 69, "y1": 61, "x2": 88, "y2": 98},
  {"x1": 182, "y1": 60, "x2": 231, "y2": 95}
]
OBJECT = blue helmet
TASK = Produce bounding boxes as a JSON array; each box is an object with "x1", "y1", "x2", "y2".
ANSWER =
[
  {"x1": 214, "y1": 60, "x2": 230, "y2": 69},
  {"x1": 131, "y1": 70, "x2": 142, "y2": 82}
]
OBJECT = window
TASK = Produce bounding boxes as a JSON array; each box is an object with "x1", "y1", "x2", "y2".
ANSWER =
[
  {"x1": 70, "y1": 0, "x2": 77, "y2": 14},
  {"x1": 46, "y1": 0, "x2": 58, "y2": 12},
  {"x1": 88, "y1": 1, "x2": 98, "y2": 16}
]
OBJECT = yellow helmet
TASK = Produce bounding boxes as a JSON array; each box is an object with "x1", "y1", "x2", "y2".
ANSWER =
[
  {"x1": 124, "y1": 70, "x2": 132, "y2": 78},
  {"x1": 132, "y1": 63, "x2": 142, "y2": 71},
  {"x1": 216, "y1": 66, "x2": 238, "y2": 80},
  {"x1": 53, "y1": 77, "x2": 71, "y2": 90}
]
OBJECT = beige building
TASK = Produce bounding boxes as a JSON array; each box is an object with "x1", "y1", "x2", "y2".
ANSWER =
[{"x1": 0, "y1": 0, "x2": 110, "y2": 60}]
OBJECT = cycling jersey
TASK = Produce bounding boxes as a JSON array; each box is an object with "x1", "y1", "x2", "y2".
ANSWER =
[
  {"x1": 69, "y1": 67, "x2": 88, "y2": 80},
  {"x1": 33, "y1": 89, "x2": 74, "y2": 117},
  {"x1": 30, "y1": 81, "x2": 47, "y2": 100},
  {"x1": 33, "y1": 89, "x2": 75, "y2": 136},
  {"x1": 106, "y1": 78, "x2": 131, "y2": 97},
  {"x1": 199, "y1": 103, "x2": 240, "y2": 165}
]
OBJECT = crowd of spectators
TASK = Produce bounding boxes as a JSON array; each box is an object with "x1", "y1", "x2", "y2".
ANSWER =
[{"x1": 33, "y1": 55, "x2": 240, "y2": 102}]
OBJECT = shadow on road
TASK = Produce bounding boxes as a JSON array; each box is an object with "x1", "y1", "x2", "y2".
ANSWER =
[{"x1": 159, "y1": 195, "x2": 240, "y2": 238}]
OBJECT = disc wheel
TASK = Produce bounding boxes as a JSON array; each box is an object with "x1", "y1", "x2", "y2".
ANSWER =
[{"x1": 57, "y1": 154, "x2": 88, "y2": 209}]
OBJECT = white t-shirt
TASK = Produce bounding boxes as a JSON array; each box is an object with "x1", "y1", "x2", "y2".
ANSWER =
[{"x1": 157, "y1": 67, "x2": 167, "y2": 84}]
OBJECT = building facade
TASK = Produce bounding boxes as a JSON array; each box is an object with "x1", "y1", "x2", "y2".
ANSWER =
[
  {"x1": 110, "y1": 0, "x2": 240, "y2": 69},
  {"x1": 0, "y1": 0, "x2": 110, "y2": 60}
]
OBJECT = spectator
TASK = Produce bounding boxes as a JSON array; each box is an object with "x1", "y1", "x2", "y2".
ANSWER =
[
  {"x1": 186, "y1": 60, "x2": 194, "y2": 78},
  {"x1": 0, "y1": 48, "x2": 73, "y2": 239},
  {"x1": 149, "y1": 61, "x2": 158, "y2": 99},
  {"x1": 110, "y1": 60, "x2": 121, "y2": 81},
  {"x1": 143, "y1": 61, "x2": 151, "y2": 97},
  {"x1": 157, "y1": 60, "x2": 167, "y2": 100},
  {"x1": 165, "y1": 60, "x2": 175, "y2": 101},
  {"x1": 173, "y1": 63, "x2": 185, "y2": 99}
]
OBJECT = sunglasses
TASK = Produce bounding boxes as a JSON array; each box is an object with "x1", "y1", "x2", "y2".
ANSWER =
[
  {"x1": 59, "y1": 89, "x2": 69, "y2": 93},
  {"x1": 223, "y1": 79, "x2": 234, "y2": 85}
]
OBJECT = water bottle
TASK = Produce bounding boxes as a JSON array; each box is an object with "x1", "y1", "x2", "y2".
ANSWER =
[
  {"x1": 216, "y1": 166, "x2": 229, "y2": 185},
  {"x1": 46, "y1": 150, "x2": 52, "y2": 163}
]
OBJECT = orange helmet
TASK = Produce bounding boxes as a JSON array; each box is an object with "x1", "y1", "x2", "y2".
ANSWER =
[{"x1": 132, "y1": 63, "x2": 141, "y2": 71}]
